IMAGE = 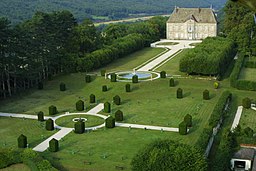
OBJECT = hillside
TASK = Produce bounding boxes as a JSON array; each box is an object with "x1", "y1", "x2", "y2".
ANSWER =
[{"x1": 0, "y1": 0, "x2": 227, "y2": 24}]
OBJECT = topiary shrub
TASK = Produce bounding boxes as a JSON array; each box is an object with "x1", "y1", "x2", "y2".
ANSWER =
[
  {"x1": 179, "y1": 121, "x2": 187, "y2": 135},
  {"x1": 242, "y1": 97, "x2": 251, "y2": 109},
  {"x1": 102, "y1": 85, "x2": 108, "y2": 92},
  {"x1": 132, "y1": 75, "x2": 138, "y2": 83},
  {"x1": 49, "y1": 105, "x2": 57, "y2": 115},
  {"x1": 85, "y1": 75, "x2": 91, "y2": 83},
  {"x1": 90, "y1": 94, "x2": 96, "y2": 103},
  {"x1": 244, "y1": 127, "x2": 254, "y2": 137},
  {"x1": 169, "y1": 78, "x2": 175, "y2": 87},
  {"x1": 60, "y1": 82, "x2": 66, "y2": 91},
  {"x1": 38, "y1": 82, "x2": 43, "y2": 90},
  {"x1": 37, "y1": 111, "x2": 44, "y2": 122},
  {"x1": 110, "y1": 73, "x2": 117, "y2": 82},
  {"x1": 101, "y1": 70, "x2": 106, "y2": 76},
  {"x1": 214, "y1": 82, "x2": 219, "y2": 89},
  {"x1": 126, "y1": 84, "x2": 131, "y2": 92},
  {"x1": 18, "y1": 134, "x2": 27, "y2": 148},
  {"x1": 203, "y1": 89, "x2": 210, "y2": 100},
  {"x1": 104, "y1": 102, "x2": 111, "y2": 113},
  {"x1": 113, "y1": 95, "x2": 121, "y2": 105},
  {"x1": 105, "y1": 116, "x2": 115, "y2": 128},
  {"x1": 46, "y1": 119, "x2": 54, "y2": 131},
  {"x1": 177, "y1": 88, "x2": 183, "y2": 99},
  {"x1": 76, "y1": 100, "x2": 84, "y2": 111},
  {"x1": 49, "y1": 138, "x2": 59, "y2": 152},
  {"x1": 184, "y1": 114, "x2": 192, "y2": 127},
  {"x1": 74, "y1": 120, "x2": 85, "y2": 134},
  {"x1": 115, "y1": 110, "x2": 124, "y2": 121},
  {"x1": 160, "y1": 71, "x2": 166, "y2": 78}
]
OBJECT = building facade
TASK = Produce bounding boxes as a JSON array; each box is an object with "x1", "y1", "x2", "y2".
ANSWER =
[{"x1": 166, "y1": 7, "x2": 217, "y2": 40}]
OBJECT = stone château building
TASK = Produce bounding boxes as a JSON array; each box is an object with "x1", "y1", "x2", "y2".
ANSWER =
[{"x1": 166, "y1": 7, "x2": 217, "y2": 40}]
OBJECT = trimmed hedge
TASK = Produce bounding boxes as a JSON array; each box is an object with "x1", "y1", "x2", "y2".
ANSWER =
[
  {"x1": 230, "y1": 54, "x2": 245, "y2": 87},
  {"x1": 60, "y1": 83, "x2": 66, "y2": 91},
  {"x1": 85, "y1": 75, "x2": 91, "y2": 83},
  {"x1": 38, "y1": 82, "x2": 43, "y2": 90},
  {"x1": 184, "y1": 114, "x2": 192, "y2": 127},
  {"x1": 203, "y1": 90, "x2": 210, "y2": 100},
  {"x1": 90, "y1": 94, "x2": 96, "y2": 103},
  {"x1": 132, "y1": 75, "x2": 138, "y2": 83},
  {"x1": 76, "y1": 100, "x2": 84, "y2": 111},
  {"x1": 105, "y1": 116, "x2": 115, "y2": 128},
  {"x1": 104, "y1": 102, "x2": 111, "y2": 113},
  {"x1": 101, "y1": 70, "x2": 106, "y2": 76},
  {"x1": 102, "y1": 85, "x2": 108, "y2": 92},
  {"x1": 110, "y1": 73, "x2": 117, "y2": 82},
  {"x1": 115, "y1": 110, "x2": 124, "y2": 121},
  {"x1": 37, "y1": 111, "x2": 44, "y2": 121},
  {"x1": 244, "y1": 127, "x2": 254, "y2": 137},
  {"x1": 126, "y1": 84, "x2": 131, "y2": 92},
  {"x1": 49, "y1": 105, "x2": 57, "y2": 115},
  {"x1": 214, "y1": 82, "x2": 219, "y2": 89},
  {"x1": 177, "y1": 88, "x2": 183, "y2": 99},
  {"x1": 113, "y1": 95, "x2": 121, "y2": 105},
  {"x1": 242, "y1": 97, "x2": 251, "y2": 109},
  {"x1": 74, "y1": 120, "x2": 85, "y2": 134},
  {"x1": 169, "y1": 78, "x2": 175, "y2": 87},
  {"x1": 179, "y1": 121, "x2": 187, "y2": 135},
  {"x1": 49, "y1": 138, "x2": 59, "y2": 152},
  {"x1": 46, "y1": 119, "x2": 54, "y2": 131},
  {"x1": 18, "y1": 134, "x2": 27, "y2": 148},
  {"x1": 245, "y1": 61, "x2": 256, "y2": 68},
  {"x1": 160, "y1": 71, "x2": 166, "y2": 78}
]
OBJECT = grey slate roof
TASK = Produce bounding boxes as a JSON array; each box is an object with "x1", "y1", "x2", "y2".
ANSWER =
[
  {"x1": 233, "y1": 148, "x2": 255, "y2": 160},
  {"x1": 167, "y1": 7, "x2": 217, "y2": 23}
]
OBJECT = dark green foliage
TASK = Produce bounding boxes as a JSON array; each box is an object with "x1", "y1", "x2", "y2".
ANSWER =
[
  {"x1": 203, "y1": 89, "x2": 210, "y2": 100},
  {"x1": 230, "y1": 54, "x2": 245, "y2": 87},
  {"x1": 176, "y1": 88, "x2": 183, "y2": 99},
  {"x1": 131, "y1": 139, "x2": 207, "y2": 171},
  {"x1": 74, "y1": 120, "x2": 85, "y2": 134},
  {"x1": 101, "y1": 70, "x2": 106, "y2": 76},
  {"x1": 184, "y1": 114, "x2": 192, "y2": 127},
  {"x1": 125, "y1": 83, "x2": 131, "y2": 92},
  {"x1": 113, "y1": 95, "x2": 121, "y2": 105},
  {"x1": 49, "y1": 105, "x2": 57, "y2": 115},
  {"x1": 105, "y1": 116, "x2": 115, "y2": 128},
  {"x1": 179, "y1": 121, "x2": 187, "y2": 135},
  {"x1": 37, "y1": 111, "x2": 44, "y2": 121},
  {"x1": 0, "y1": 148, "x2": 22, "y2": 169},
  {"x1": 85, "y1": 75, "x2": 91, "y2": 83},
  {"x1": 59, "y1": 82, "x2": 66, "y2": 91},
  {"x1": 102, "y1": 85, "x2": 108, "y2": 92},
  {"x1": 132, "y1": 75, "x2": 138, "y2": 83},
  {"x1": 244, "y1": 127, "x2": 254, "y2": 137},
  {"x1": 18, "y1": 134, "x2": 27, "y2": 148},
  {"x1": 90, "y1": 94, "x2": 96, "y2": 103},
  {"x1": 46, "y1": 119, "x2": 54, "y2": 131},
  {"x1": 179, "y1": 37, "x2": 236, "y2": 77},
  {"x1": 49, "y1": 138, "x2": 59, "y2": 152},
  {"x1": 242, "y1": 97, "x2": 251, "y2": 109},
  {"x1": 110, "y1": 73, "x2": 117, "y2": 82},
  {"x1": 245, "y1": 61, "x2": 256, "y2": 68},
  {"x1": 195, "y1": 127, "x2": 213, "y2": 149},
  {"x1": 115, "y1": 110, "x2": 123, "y2": 121},
  {"x1": 76, "y1": 100, "x2": 84, "y2": 111},
  {"x1": 236, "y1": 80, "x2": 256, "y2": 91},
  {"x1": 38, "y1": 82, "x2": 43, "y2": 90},
  {"x1": 104, "y1": 102, "x2": 111, "y2": 113},
  {"x1": 169, "y1": 78, "x2": 175, "y2": 87},
  {"x1": 160, "y1": 71, "x2": 166, "y2": 78}
]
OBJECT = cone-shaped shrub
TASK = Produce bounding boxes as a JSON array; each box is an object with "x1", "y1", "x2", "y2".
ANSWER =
[
  {"x1": 60, "y1": 83, "x2": 66, "y2": 91},
  {"x1": 104, "y1": 102, "x2": 111, "y2": 113},
  {"x1": 179, "y1": 121, "x2": 187, "y2": 135},
  {"x1": 169, "y1": 78, "x2": 175, "y2": 87},
  {"x1": 101, "y1": 70, "x2": 106, "y2": 76},
  {"x1": 242, "y1": 97, "x2": 251, "y2": 109},
  {"x1": 18, "y1": 134, "x2": 27, "y2": 148},
  {"x1": 49, "y1": 105, "x2": 57, "y2": 115},
  {"x1": 132, "y1": 75, "x2": 138, "y2": 83},
  {"x1": 90, "y1": 94, "x2": 96, "y2": 103},
  {"x1": 113, "y1": 95, "x2": 121, "y2": 105},
  {"x1": 74, "y1": 120, "x2": 85, "y2": 134},
  {"x1": 184, "y1": 114, "x2": 192, "y2": 127},
  {"x1": 37, "y1": 111, "x2": 44, "y2": 122},
  {"x1": 115, "y1": 110, "x2": 123, "y2": 121},
  {"x1": 160, "y1": 71, "x2": 166, "y2": 78},
  {"x1": 111, "y1": 73, "x2": 117, "y2": 82},
  {"x1": 46, "y1": 119, "x2": 54, "y2": 131},
  {"x1": 102, "y1": 85, "x2": 108, "y2": 92},
  {"x1": 126, "y1": 84, "x2": 131, "y2": 92},
  {"x1": 203, "y1": 89, "x2": 210, "y2": 100},
  {"x1": 105, "y1": 116, "x2": 115, "y2": 128},
  {"x1": 85, "y1": 75, "x2": 91, "y2": 83},
  {"x1": 177, "y1": 88, "x2": 183, "y2": 99},
  {"x1": 49, "y1": 138, "x2": 59, "y2": 152},
  {"x1": 76, "y1": 100, "x2": 84, "y2": 111},
  {"x1": 38, "y1": 82, "x2": 43, "y2": 90}
]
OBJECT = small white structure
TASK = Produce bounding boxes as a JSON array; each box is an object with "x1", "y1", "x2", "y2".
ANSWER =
[{"x1": 231, "y1": 148, "x2": 255, "y2": 171}]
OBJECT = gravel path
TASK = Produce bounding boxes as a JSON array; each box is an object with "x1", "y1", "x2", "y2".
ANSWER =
[{"x1": 231, "y1": 106, "x2": 243, "y2": 131}]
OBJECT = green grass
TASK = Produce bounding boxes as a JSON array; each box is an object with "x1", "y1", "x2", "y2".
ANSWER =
[
  {"x1": 1, "y1": 164, "x2": 30, "y2": 171},
  {"x1": 55, "y1": 114, "x2": 105, "y2": 128},
  {"x1": 156, "y1": 42, "x2": 179, "y2": 46},
  {"x1": 239, "y1": 68, "x2": 256, "y2": 81},
  {"x1": 240, "y1": 109, "x2": 256, "y2": 130}
]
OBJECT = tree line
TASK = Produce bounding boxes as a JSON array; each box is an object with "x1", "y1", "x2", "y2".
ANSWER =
[{"x1": 0, "y1": 11, "x2": 167, "y2": 99}]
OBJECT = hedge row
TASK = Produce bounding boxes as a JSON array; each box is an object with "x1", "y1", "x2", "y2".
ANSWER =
[
  {"x1": 180, "y1": 37, "x2": 236, "y2": 76},
  {"x1": 245, "y1": 61, "x2": 256, "y2": 68}
]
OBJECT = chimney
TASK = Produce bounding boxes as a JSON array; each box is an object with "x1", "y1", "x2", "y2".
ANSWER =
[
  {"x1": 174, "y1": 6, "x2": 179, "y2": 13},
  {"x1": 198, "y1": 7, "x2": 201, "y2": 13}
]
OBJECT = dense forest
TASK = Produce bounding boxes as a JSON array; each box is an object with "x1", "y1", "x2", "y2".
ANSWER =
[{"x1": 0, "y1": 0, "x2": 227, "y2": 24}]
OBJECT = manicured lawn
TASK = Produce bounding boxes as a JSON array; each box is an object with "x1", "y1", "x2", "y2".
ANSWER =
[
  {"x1": 240, "y1": 109, "x2": 256, "y2": 130},
  {"x1": 239, "y1": 68, "x2": 256, "y2": 81},
  {"x1": 1, "y1": 164, "x2": 30, "y2": 171},
  {"x1": 55, "y1": 114, "x2": 105, "y2": 128},
  {"x1": 156, "y1": 42, "x2": 179, "y2": 46}
]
